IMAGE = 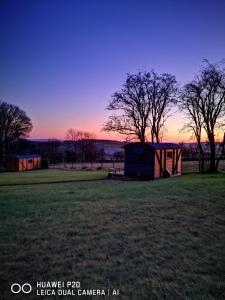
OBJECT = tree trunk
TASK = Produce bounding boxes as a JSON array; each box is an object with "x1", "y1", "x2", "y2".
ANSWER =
[
  {"x1": 3, "y1": 132, "x2": 8, "y2": 168},
  {"x1": 156, "y1": 133, "x2": 160, "y2": 143},
  {"x1": 209, "y1": 138, "x2": 216, "y2": 172},
  {"x1": 0, "y1": 135, "x2": 3, "y2": 166},
  {"x1": 200, "y1": 155, "x2": 205, "y2": 172},
  {"x1": 139, "y1": 130, "x2": 145, "y2": 143},
  {"x1": 216, "y1": 133, "x2": 225, "y2": 170},
  {"x1": 151, "y1": 134, "x2": 154, "y2": 143},
  {"x1": 197, "y1": 137, "x2": 205, "y2": 172}
]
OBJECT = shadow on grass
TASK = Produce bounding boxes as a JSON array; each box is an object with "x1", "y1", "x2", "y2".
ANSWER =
[{"x1": 0, "y1": 178, "x2": 108, "y2": 187}]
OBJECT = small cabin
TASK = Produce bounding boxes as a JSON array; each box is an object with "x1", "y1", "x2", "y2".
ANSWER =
[
  {"x1": 123, "y1": 143, "x2": 182, "y2": 180},
  {"x1": 7, "y1": 154, "x2": 42, "y2": 172}
]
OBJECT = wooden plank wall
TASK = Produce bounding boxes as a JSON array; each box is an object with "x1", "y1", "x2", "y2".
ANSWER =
[
  {"x1": 18, "y1": 157, "x2": 41, "y2": 171},
  {"x1": 154, "y1": 148, "x2": 182, "y2": 178}
]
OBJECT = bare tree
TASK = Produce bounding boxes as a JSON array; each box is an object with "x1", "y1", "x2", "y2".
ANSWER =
[
  {"x1": 180, "y1": 85, "x2": 205, "y2": 171},
  {"x1": 103, "y1": 71, "x2": 177, "y2": 142},
  {"x1": 149, "y1": 72, "x2": 177, "y2": 142},
  {"x1": 46, "y1": 138, "x2": 61, "y2": 164},
  {"x1": 180, "y1": 60, "x2": 225, "y2": 172},
  {"x1": 66, "y1": 129, "x2": 96, "y2": 166},
  {"x1": 66, "y1": 129, "x2": 81, "y2": 167},
  {"x1": 0, "y1": 101, "x2": 33, "y2": 166}
]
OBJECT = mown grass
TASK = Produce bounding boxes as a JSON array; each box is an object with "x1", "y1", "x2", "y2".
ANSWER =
[
  {"x1": 0, "y1": 169, "x2": 107, "y2": 186},
  {"x1": 0, "y1": 170, "x2": 225, "y2": 299}
]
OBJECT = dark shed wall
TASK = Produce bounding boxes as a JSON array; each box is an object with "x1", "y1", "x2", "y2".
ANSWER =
[
  {"x1": 6, "y1": 159, "x2": 19, "y2": 171},
  {"x1": 124, "y1": 145, "x2": 155, "y2": 179}
]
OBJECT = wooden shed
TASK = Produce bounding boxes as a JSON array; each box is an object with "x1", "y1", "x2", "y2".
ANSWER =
[
  {"x1": 7, "y1": 154, "x2": 42, "y2": 172},
  {"x1": 123, "y1": 143, "x2": 182, "y2": 180}
]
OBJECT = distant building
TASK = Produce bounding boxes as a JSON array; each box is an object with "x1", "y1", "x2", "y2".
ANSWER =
[
  {"x1": 123, "y1": 143, "x2": 182, "y2": 180},
  {"x1": 7, "y1": 154, "x2": 42, "y2": 172}
]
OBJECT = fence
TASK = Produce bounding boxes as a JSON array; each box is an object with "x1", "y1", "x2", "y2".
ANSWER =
[
  {"x1": 182, "y1": 159, "x2": 225, "y2": 172},
  {"x1": 49, "y1": 159, "x2": 225, "y2": 173},
  {"x1": 49, "y1": 161, "x2": 124, "y2": 170}
]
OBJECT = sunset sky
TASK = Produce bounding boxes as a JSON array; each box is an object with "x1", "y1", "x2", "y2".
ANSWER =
[{"x1": 0, "y1": 0, "x2": 225, "y2": 142}]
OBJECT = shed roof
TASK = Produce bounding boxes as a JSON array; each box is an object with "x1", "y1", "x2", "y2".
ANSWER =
[
  {"x1": 15, "y1": 154, "x2": 41, "y2": 159},
  {"x1": 123, "y1": 142, "x2": 182, "y2": 149}
]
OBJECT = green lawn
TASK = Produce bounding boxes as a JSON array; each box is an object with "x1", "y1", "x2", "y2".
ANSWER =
[
  {"x1": 0, "y1": 169, "x2": 107, "y2": 185},
  {"x1": 0, "y1": 170, "x2": 225, "y2": 299}
]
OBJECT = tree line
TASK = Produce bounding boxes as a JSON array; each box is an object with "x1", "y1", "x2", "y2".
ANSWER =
[
  {"x1": 1, "y1": 60, "x2": 225, "y2": 172},
  {"x1": 30, "y1": 136, "x2": 108, "y2": 166},
  {"x1": 103, "y1": 60, "x2": 225, "y2": 172}
]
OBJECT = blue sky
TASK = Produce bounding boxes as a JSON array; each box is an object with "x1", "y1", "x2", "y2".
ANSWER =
[{"x1": 0, "y1": 0, "x2": 225, "y2": 140}]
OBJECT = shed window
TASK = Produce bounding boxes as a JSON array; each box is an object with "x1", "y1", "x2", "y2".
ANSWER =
[
  {"x1": 166, "y1": 151, "x2": 173, "y2": 160},
  {"x1": 28, "y1": 159, "x2": 33, "y2": 163}
]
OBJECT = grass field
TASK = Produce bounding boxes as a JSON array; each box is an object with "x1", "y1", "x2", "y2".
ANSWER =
[{"x1": 0, "y1": 170, "x2": 225, "y2": 299}]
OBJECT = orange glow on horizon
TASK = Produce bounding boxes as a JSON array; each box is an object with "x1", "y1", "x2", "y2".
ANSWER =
[
  {"x1": 30, "y1": 125, "x2": 198, "y2": 143},
  {"x1": 29, "y1": 114, "x2": 224, "y2": 143}
]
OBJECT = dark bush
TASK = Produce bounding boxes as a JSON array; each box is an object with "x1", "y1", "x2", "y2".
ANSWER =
[{"x1": 41, "y1": 159, "x2": 49, "y2": 169}]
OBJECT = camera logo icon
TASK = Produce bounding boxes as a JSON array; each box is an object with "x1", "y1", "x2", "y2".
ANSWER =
[{"x1": 11, "y1": 283, "x2": 32, "y2": 294}]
